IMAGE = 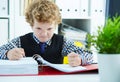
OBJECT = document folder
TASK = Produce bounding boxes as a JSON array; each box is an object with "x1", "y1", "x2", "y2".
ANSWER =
[
  {"x1": 33, "y1": 54, "x2": 98, "y2": 74},
  {"x1": 38, "y1": 64, "x2": 98, "y2": 75}
]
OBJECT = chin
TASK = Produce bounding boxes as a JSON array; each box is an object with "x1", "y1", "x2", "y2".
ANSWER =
[{"x1": 40, "y1": 39, "x2": 49, "y2": 42}]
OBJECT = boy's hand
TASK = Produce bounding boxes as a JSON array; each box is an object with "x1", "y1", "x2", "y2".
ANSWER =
[
  {"x1": 68, "y1": 52, "x2": 81, "y2": 67},
  {"x1": 6, "y1": 48, "x2": 25, "y2": 60}
]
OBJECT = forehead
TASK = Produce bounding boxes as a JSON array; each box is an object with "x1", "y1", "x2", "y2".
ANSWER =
[
  {"x1": 34, "y1": 22, "x2": 55, "y2": 28},
  {"x1": 34, "y1": 19, "x2": 56, "y2": 26}
]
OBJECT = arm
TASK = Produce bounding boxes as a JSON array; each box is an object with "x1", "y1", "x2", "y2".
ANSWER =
[
  {"x1": 0, "y1": 37, "x2": 24, "y2": 60},
  {"x1": 61, "y1": 37, "x2": 93, "y2": 66}
]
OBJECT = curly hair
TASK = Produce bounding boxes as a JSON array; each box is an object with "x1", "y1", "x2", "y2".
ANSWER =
[{"x1": 25, "y1": 0, "x2": 62, "y2": 26}]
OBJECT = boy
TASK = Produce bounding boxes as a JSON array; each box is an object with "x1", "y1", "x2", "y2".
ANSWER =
[{"x1": 0, "y1": 0, "x2": 93, "y2": 66}]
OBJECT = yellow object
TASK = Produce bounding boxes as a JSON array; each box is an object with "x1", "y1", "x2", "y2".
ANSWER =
[
  {"x1": 74, "y1": 41, "x2": 84, "y2": 47},
  {"x1": 63, "y1": 41, "x2": 84, "y2": 64},
  {"x1": 63, "y1": 56, "x2": 69, "y2": 64}
]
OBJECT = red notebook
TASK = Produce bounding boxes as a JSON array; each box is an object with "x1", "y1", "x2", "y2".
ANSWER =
[{"x1": 38, "y1": 64, "x2": 98, "y2": 75}]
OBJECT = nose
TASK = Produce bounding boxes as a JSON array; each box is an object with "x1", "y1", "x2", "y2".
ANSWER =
[{"x1": 40, "y1": 30, "x2": 47, "y2": 36}]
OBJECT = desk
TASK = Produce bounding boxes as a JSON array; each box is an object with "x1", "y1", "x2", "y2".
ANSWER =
[{"x1": 0, "y1": 73, "x2": 99, "y2": 82}]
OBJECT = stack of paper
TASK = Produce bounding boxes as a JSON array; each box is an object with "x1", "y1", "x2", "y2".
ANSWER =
[
  {"x1": 63, "y1": 28, "x2": 87, "y2": 41},
  {"x1": 0, "y1": 57, "x2": 38, "y2": 75},
  {"x1": 59, "y1": 23, "x2": 87, "y2": 41}
]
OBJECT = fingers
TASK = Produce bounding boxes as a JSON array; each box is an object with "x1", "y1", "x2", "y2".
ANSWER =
[
  {"x1": 68, "y1": 52, "x2": 81, "y2": 67},
  {"x1": 10, "y1": 53, "x2": 23, "y2": 60},
  {"x1": 7, "y1": 48, "x2": 25, "y2": 60},
  {"x1": 19, "y1": 48, "x2": 25, "y2": 57}
]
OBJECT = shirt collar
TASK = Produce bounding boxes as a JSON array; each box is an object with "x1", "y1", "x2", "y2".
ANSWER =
[{"x1": 32, "y1": 33, "x2": 51, "y2": 46}]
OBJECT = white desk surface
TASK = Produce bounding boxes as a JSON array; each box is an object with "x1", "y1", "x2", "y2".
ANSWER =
[{"x1": 0, "y1": 73, "x2": 99, "y2": 82}]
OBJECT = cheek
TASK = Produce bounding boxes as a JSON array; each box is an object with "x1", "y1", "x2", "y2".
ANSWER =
[
  {"x1": 33, "y1": 30, "x2": 41, "y2": 38},
  {"x1": 32, "y1": 28, "x2": 37, "y2": 33},
  {"x1": 48, "y1": 31, "x2": 54, "y2": 37},
  {"x1": 33, "y1": 30, "x2": 39, "y2": 36}
]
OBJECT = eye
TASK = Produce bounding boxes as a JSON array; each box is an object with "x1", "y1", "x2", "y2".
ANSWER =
[
  {"x1": 36, "y1": 28, "x2": 41, "y2": 30},
  {"x1": 47, "y1": 28, "x2": 53, "y2": 31}
]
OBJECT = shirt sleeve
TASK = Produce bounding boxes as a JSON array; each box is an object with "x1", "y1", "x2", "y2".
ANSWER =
[
  {"x1": 61, "y1": 37, "x2": 93, "y2": 65},
  {"x1": 0, "y1": 37, "x2": 21, "y2": 59}
]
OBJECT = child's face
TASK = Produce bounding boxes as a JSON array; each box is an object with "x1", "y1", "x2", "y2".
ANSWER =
[{"x1": 32, "y1": 20, "x2": 56, "y2": 42}]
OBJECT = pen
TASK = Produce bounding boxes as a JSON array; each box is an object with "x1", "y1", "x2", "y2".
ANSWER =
[{"x1": 9, "y1": 41, "x2": 26, "y2": 57}]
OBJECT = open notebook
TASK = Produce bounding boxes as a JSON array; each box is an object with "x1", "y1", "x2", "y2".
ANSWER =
[
  {"x1": 33, "y1": 54, "x2": 98, "y2": 73},
  {"x1": 0, "y1": 57, "x2": 38, "y2": 76}
]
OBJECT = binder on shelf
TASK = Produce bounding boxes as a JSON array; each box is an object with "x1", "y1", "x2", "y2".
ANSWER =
[
  {"x1": 56, "y1": 0, "x2": 81, "y2": 18},
  {"x1": 90, "y1": 0, "x2": 105, "y2": 17},
  {"x1": 90, "y1": 0, "x2": 106, "y2": 34},
  {"x1": 0, "y1": 0, "x2": 8, "y2": 16},
  {"x1": 80, "y1": 0, "x2": 89, "y2": 17},
  {"x1": 20, "y1": 0, "x2": 24, "y2": 16},
  {"x1": 0, "y1": 19, "x2": 8, "y2": 46}
]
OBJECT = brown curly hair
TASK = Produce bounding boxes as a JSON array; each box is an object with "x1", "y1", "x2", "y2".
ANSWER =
[{"x1": 25, "y1": 0, "x2": 62, "y2": 26}]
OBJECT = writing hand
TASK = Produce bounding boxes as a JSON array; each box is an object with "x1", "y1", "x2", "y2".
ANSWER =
[
  {"x1": 6, "y1": 48, "x2": 25, "y2": 60},
  {"x1": 68, "y1": 52, "x2": 81, "y2": 67}
]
